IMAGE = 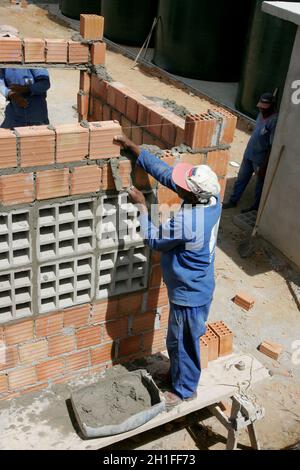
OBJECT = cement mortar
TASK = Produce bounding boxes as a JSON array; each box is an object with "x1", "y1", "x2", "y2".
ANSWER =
[
  {"x1": 146, "y1": 96, "x2": 190, "y2": 118},
  {"x1": 90, "y1": 65, "x2": 113, "y2": 82},
  {"x1": 73, "y1": 372, "x2": 152, "y2": 428},
  {"x1": 140, "y1": 145, "x2": 164, "y2": 157}
]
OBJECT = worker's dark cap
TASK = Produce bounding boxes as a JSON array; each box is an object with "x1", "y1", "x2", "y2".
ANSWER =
[{"x1": 257, "y1": 92, "x2": 275, "y2": 109}]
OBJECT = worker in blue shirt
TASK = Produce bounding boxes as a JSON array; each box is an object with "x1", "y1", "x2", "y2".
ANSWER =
[
  {"x1": 114, "y1": 135, "x2": 222, "y2": 409},
  {"x1": 0, "y1": 27, "x2": 50, "y2": 128},
  {"x1": 223, "y1": 92, "x2": 278, "y2": 213}
]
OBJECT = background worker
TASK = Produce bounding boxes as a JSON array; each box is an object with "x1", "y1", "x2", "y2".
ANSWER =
[
  {"x1": 0, "y1": 25, "x2": 50, "y2": 129},
  {"x1": 114, "y1": 135, "x2": 222, "y2": 409},
  {"x1": 223, "y1": 92, "x2": 278, "y2": 213}
]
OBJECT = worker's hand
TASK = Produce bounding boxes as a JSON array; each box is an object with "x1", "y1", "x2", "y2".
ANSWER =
[
  {"x1": 113, "y1": 135, "x2": 140, "y2": 159},
  {"x1": 113, "y1": 134, "x2": 130, "y2": 149},
  {"x1": 10, "y1": 84, "x2": 30, "y2": 94},
  {"x1": 8, "y1": 91, "x2": 29, "y2": 108},
  {"x1": 127, "y1": 186, "x2": 147, "y2": 212}
]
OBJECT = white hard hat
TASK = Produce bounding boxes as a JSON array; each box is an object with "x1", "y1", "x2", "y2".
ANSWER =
[{"x1": 172, "y1": 163, "x2": 220, "y2": 200}]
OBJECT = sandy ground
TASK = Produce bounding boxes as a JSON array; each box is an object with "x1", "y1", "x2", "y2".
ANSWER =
[{"x1": 0, "y1": 1, "x2": 299, "y2": 451}]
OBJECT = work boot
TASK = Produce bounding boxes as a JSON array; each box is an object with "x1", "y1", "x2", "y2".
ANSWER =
[
  {"x1": 222, "y1": 200, "x2": 237, "y2": 209},
  {"x1": 241, "y1": 206, "x2": 258, "y2": 214}
]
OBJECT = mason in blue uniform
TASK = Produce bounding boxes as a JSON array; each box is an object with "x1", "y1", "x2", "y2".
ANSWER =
[
  {"x1": 0, "y1": 68, "x2": 50, "y2": 128},
  {"x1": 223, "y1": 92, "x2": 278, "y2": 213},
  {"x1": 114, "y1": 135, "x2": 222, "y2": 408}
]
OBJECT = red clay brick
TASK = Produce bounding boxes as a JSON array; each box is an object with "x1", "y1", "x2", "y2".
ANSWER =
[
  {"x1": 200, "y1": 337, "x2": 209, "y2": 369},
  {"x1": 90, "y1": 75, "x2": 108, "y2": 101},
  {"x1": 180, "y1": 153, "x2": 206, "y2": 165},
  {"x1": 184, "y1": 114, "x2": 217, "y2": 149},
  {"x1": 121, "y1": 115, "x2": 132, "y2": 140},
  {"x1": 91, "y1": 343, "x2": 114, "y2": 365},
  {"x1": 0, "y1": 375, "x2": 8, "y2": 394},
  {"x1": 8, "y1": 366, "x2": 37, "y2": 390},
  {"x1": 91, "y1": 298, "x2": 119, "y2": 323},
  {"x1": 63, "y1": 305, "x2": 90, "y2": 329},
  {"x1": 219, "y1": 177, "x2": 226, "y2": 202},
  {"x1": 65, "y1": 350, "x2": 89, "y2": 372},
  {"x1": 68, "y1": 41, "x2": 89, "y2": 64},
  {"x1": 45, "y1": 39, "x2": 68, "y2": 63},
  {"x1": 91, "y1": 98, "x2": 103, "y2": 121},
  {"x1": 76, "y1": 325, "x2": 101, "y2": 349},
  {"x1": 19, "y1": 340, "x2": 48, "y2": 364},
  {"x1": 132, "y1": 312, "x2": 156, "y2": 335},
  {"x1": 17, "y1": 125, "x2": 55, "y2": 167},
  {"x1": 36, "y1": 168, "x2": 70, "y2": 200},
  {"x1": 0, "y1": 37, "x2": 22, "y2": 62},
  {"x1": 207, "y1": 150, "x2": 229, "y2": 178},
  {"x1": 118, "y1": 335, "x2": 142, "y2": 358},
  {"x1": 48, "y1": 333, "x2": 75, "y2": 356},
  {"x1": 143, "y1": 329, "x2": 166, "y2": 354},
  {"x1": 208, "y1": 322, "x2": 233, "y2": 357},
  {"x1": 5, "y1": 320, "x2": 34, "y2": 346},
  {"x1": 131, "y1": 126, "x2": 143, "y2": 146},
  {"x1": 118, "y1": 292, "x2": 143, "y2": 316},
  {"x1": 91, "y1": 41, "x2": 106, "y2": 65},
  {"x1": 0, "y1": 346, "x2": 18, "y2": 371},
  {"x1": 80, "y1": 14, "x2": 104, "y2": 40},
  {"x1": 134, "y1": 165, "x2": 155, "y2": 189},
  {"x1": 203, "y1": 328, "x2": 219, "y2": 361},
  {"x1": 150, "y1": 265, "x2": 163, "y2": 288},
  {"x1": 147, "y1": 105, "x2": 163, "y2": 139},
  {"x1": 55, "y1": 123, "x2": 89, "y2": 163},
  {"x1": 89, "y1": 121, "x2": 122, "y2": 159},
  {"x1": 259, "y1": 340, "x2": 283, "y2": 360},
  {"x1": 0, "y1": 173, "x2": 34, "y2": 206},
  {"x1": 36, "y1": 358, "x2": 65, "y2": 381},
  {"x1": 80, "y1": 71, "x2": 91, "y2": 94},
  {"x1": 101, "y1": 159, "x2": 132, "y2": 190},
  {"x1": 160, "y1": 306, "x2": 169, "y2": 329},
  {"x1": 126, "y1": 95, "x2": 139, "y2": 123},
  {"x1": 147, "y1": 287, "x2": 169, "y2": 310},
  {"x1": 0, "y1": 129, "x2": 17, "y2": 168},
  {"x1": 233, "y1": 292, "x2": 255, "y2": 311},
  {"x1": 209, "y1": 107, "x2": 237, "y2": 144},
  {"x1": 77, "y1": 93, "x2": 89, "y2": 117},
  {"x1": 35, "y1": 312, "x2": 64, "y2": 338},
  {"x1": 24, "y1": 38, "x2": 45, "y2": 62},
  {"x1": 70, "y1": 165, "x2": 101, "y2": 195},
  {"x1": 103, "y1": 317, "x2": 128, "y2": 342}
]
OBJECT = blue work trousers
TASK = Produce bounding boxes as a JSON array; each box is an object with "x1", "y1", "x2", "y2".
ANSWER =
[
  {"x1": 230, "y1": 157, "x2": 264, "y2": 209},
  {"x1": 166, "y1": 302, "x2": 211, "y2": 399}
]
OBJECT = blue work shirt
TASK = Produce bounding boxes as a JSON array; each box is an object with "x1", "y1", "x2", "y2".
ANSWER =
[
  {"x1": 137, "y1": 150, "x2": 222, "y2": 307},
  {"x1": 244, "y1": 113, "x2": 278, "y2": 165},
  {"x1": 0, "y1": 68, "x2": 50, "y2": 128}
]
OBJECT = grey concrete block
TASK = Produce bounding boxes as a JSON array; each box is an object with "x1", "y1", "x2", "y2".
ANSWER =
[
  {"x1": 37, "y1": 199, "x2": 95, "y2": 262},
  {"x1": 0, "y1": 268, "x2": 32, "y2": 323},
  {"x1": 0, "y1": 210, "x2": 31, "y2": 270},
  {"x1": 38, "y1": 255, "x2": 94, "y2": 314}
]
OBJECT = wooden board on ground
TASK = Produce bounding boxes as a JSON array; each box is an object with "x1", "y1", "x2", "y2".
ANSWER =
[{"x1": 0, "y1": 351, "x2": 269, "y2": 450}]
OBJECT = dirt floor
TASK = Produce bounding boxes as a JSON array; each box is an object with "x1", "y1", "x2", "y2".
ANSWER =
[{"x1": 0, "y1": 1, "x2": 300, "y2": 451}]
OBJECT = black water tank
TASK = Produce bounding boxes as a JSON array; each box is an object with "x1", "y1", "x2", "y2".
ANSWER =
[
  {"x1": 153, "y1": 0, "x2": 253, "y2": 82},
  {"x1": 61, "y1": 0, "x2": 101, "y2": 20},
  {"x1": 236, "y1": 0, "x2": 299, "y2": 119},
  {"x1": 101, "y1": 0, "x2": 158, "y2": 46}
]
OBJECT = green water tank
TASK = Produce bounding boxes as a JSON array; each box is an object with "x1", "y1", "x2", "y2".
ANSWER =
[
  {"x1": 236, "y1": 0, "x2": 299, "y2": 119},
  {"x1": 61, "y1": 0, "x2": 101, "y2": 20},
  {"x1": 153, "y1": 0, "x2": 253, "y2": 82},
  {"x1": 101, "y1": 0, "x2": 158, "y2": 46}
]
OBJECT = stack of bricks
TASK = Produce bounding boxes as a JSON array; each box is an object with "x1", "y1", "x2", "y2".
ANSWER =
[
  {"x1": 0, "y1": 15, "x2": 106, "y2": 68},
  {"x1": 200, "y1": 321, "x2": 233, "y2": 369}
]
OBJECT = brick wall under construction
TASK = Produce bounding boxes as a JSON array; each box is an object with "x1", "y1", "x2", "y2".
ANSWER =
[{"x1": 0, "y1": 15, "x2": 237, "y2": 400}]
